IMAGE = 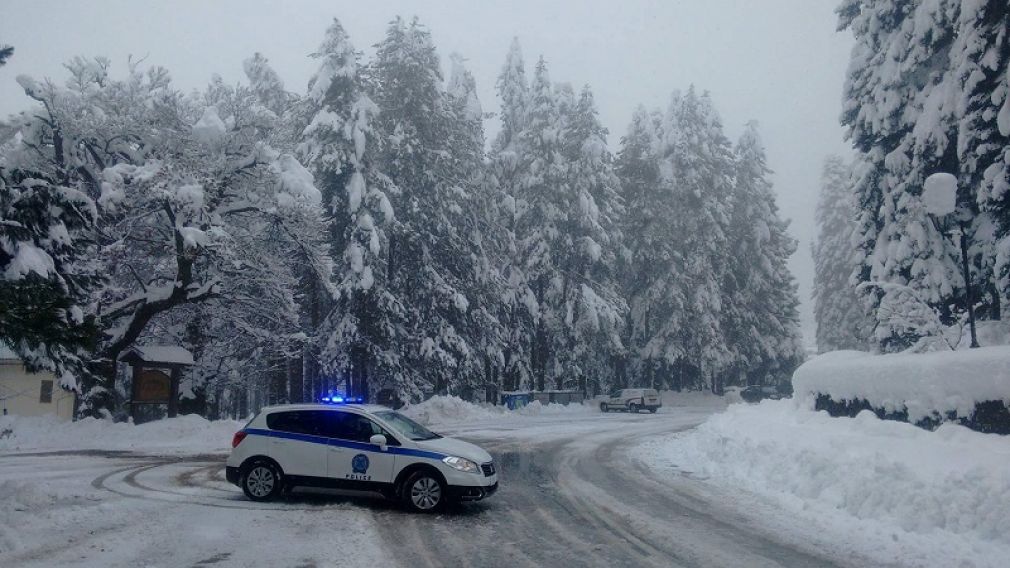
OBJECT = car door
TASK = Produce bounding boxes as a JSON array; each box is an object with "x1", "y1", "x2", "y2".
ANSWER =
[
  {"x1": 265, "y1": 410, "x2": 328, "y2": 479},
  {"x1": 608, "y1": 390, "x2": 623, "y2": 408},
  {"x1": 643, "y1": 389, "x2": 660, "y2": 407},
  {"x1": 621, "y1": 389, "x2": 637, "y2": 408},
  {"x1": 321, "y1": 410, "x2": 398, "y2": 485}
]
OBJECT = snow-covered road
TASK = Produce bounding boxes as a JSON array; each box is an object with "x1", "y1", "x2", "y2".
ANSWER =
[{"x1": 0, "y1": 400, "x2": 873, "y2": 568}]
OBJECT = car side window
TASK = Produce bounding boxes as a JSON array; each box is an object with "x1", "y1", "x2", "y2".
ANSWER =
[
  {"x1": 266, "y1": 411, "x2": 321, "y2": 436},
  {"x1": 319, "y1": 411, "x2": 400, "y2": 446}
]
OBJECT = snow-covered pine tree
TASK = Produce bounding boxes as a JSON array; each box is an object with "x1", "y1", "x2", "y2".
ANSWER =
[
  {"x1": 657, "y1": 87, "x2": 734, "y2": 392},
  {"x1": 1, "y1": 44, "x2": 99, "y2": 384},
  {"x1": 514, "y1": 56, "x2": 569, "y2": 391},
  {"x1": 555, "y1": 84, "x2": 626, "y2": 394},
  {"x1": 722, "y1": 122, "x2": 804, "y2": 385},
  {"x1": 813, "y1": 155, "x2": 871, "y2": 351},
  {"x1": 298, "y1": 19, "x2": 403, "y2": 402},
  {"x1": 371, "y1": 17, "x2": 492, "y2": 398},
  {"x1": 446, "y1": 53, "x2": 510, "y2": 402},
  {"x1": 488, "y1": 38, "x2": 534, "y2": 393},
  {"x1": 243, "y1": 52, "x2": 290, "y2": 119},
  {"x1": 839, "y1": 0, "x2": 1004, "y2": 350},
  {"x1": 617, "y1": 105, "x2": 683, "y2": 390},
  {"x1": 953, "y1": 1, "x2": 1010, "y2": 318},
  {"x1": 0, "y1": 158, "x2": 99, "y2": 383}
]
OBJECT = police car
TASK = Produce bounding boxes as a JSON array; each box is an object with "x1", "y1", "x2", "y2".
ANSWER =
[{"x1": 226, "y1": 399, "x2": 498, "y2": 512}]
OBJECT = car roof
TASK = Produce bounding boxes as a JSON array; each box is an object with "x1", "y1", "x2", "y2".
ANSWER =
[{"x1": 259, "y1": 403, "x2": 391, "y2": 415}]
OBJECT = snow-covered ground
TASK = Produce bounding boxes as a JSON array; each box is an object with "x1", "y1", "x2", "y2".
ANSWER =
[
  {"x1": 8, "y1": 391, "x2": 1006, "y2": 567},
  {"x1": 0, "y1": 393, "x2": 729, "y2": 568},
  {"x1": 633, "y1": 398, "x2": 1010, "y2": 568}
]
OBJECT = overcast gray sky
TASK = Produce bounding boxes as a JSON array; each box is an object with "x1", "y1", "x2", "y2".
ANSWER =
[{"x1": 1, "y1": 0, "x2": 853, "y2": 348}]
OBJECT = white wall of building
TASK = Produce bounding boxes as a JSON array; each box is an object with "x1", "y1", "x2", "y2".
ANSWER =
[{"x1": 0, "y1": 359, "x2": 76, "y2": 420}]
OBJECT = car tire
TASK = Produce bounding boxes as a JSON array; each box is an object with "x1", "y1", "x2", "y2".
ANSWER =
[
  {"x1": 600, "y1": 402, "x2": 609, "y2": 413},
  {"x1": 402, "y1": 470, "x2": 446, "y2": 513},
  {"x1": 629, "y1": 403, "x2": 640, "y2": 414},
  {"x1": 241, "y1": 460, "x2": 283, "y2": 502},
  {"x1": 649, "y1": 408, "x2": 657, "y2": 414}
]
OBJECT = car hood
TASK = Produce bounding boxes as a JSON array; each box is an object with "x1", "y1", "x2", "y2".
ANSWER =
[{"x1": 415, "y1": 436, "x2": 492, "y2": 464}]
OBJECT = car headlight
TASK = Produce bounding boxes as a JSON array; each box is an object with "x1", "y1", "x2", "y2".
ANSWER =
[{"x1": 442, "y1": 456, "x2": 480, "y2": 474}]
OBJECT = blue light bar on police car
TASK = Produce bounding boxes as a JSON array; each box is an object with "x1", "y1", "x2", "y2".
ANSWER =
[{"x1": 320, "y1": 396, "x2": 363, "y2": 404}]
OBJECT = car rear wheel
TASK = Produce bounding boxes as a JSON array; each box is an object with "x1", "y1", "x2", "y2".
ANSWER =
[
  {"x1": 629, "y1": 403, "x2": 640, "y2": 413},
  {"x1": 241, "y1": 460, "x2": 282, "y2": 502},
  {"x1": 600, "y1": 402, "x2": 609, "y2": 413},
  {"x1": 649, "y1": 408, "x2": 657, "y2": 414},
  {"x1": 403, "y1": 470, "x2": 446, "y2": 513}
]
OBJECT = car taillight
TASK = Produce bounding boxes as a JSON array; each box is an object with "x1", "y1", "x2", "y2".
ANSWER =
[{"x1": 232, "y1": 431, "x2": 248, "y2": 448}]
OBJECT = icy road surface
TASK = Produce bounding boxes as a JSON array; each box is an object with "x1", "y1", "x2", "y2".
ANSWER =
[{"x1": 0, "y1": 402, "x2": 871, "y2": 568}]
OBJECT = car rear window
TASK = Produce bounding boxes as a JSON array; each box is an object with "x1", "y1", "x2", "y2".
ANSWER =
[{"x1": 644, "y1": 389, "x2": 659, "y2": 397}]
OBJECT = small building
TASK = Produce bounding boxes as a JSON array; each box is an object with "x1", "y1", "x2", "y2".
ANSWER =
[{"x1": 0, "y1": 346, "x2": 76, "y2": 420}]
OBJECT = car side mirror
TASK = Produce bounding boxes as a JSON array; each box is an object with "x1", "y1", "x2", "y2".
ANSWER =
[{"x1": 369, "y1": 434, "x2": 387, "y2": 449}]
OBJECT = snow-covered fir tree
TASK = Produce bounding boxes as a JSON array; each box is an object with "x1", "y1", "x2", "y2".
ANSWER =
[
  {"x1": 656, "y1": 88, "x2": 734, "y2": 392},
  {"x1": 953, "y1": 1, "x2": 1010, "y2": 318},
  {"x1": 488, "y1": 38, "x2": 535, "y2": 393},
  {"x1": 1, "y1": 41, "x2": 99, "y2": 383},
  {"x1": 371, "y1": 17, "x2": 497, "y2": 399},
  {"x1": 555, "y1": 85, "x2": 626, "y2": 394},
  {"x1": 722, "y1": 122, "x2": 804, "y2": 384},
  {"x1": 617, "y1": 105, "x2": 683, "y2": 390},
  {"x1": 298, "y1": 19, "x2": 404, "y2": 402},
  {"x1": 839, "y1": 0, "x2": 1007, "y2": 351},
  {"x1": 812, "y1": 155, "x2": 870, "y2": 352}
]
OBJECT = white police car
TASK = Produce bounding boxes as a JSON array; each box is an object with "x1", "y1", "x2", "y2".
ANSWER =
[{"x1": 226, "y1": 400, "x2": 498, "y2": 512}]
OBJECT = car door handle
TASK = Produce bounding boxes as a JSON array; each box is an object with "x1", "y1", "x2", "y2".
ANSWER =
[{"x1": 329, "y1": 446, "x2": 345, "y2": 452}]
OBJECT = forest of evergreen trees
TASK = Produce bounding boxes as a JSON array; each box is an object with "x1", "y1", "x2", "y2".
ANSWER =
[{"x1": 0, "y1": 17, "x2": 803, "y2": 418}]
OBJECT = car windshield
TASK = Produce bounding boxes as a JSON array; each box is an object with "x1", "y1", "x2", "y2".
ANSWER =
[{"x1": 374, "y1": 411, "x2": 441, "y2": 441}]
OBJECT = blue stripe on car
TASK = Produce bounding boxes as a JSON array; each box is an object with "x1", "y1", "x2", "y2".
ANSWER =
[{"x1": 243, "y1": 428, "x2": 447, "y2": 460}]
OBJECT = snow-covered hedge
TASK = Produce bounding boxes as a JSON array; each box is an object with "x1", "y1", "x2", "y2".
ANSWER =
[{"x1": 793, "y1": 347, "x2": 1010, "y2": 432}]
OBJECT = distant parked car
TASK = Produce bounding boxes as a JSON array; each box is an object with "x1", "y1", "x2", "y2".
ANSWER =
[
  {"x1": 739, "y1": 385, "x2": 784, "y2": 403},
  {"x1": 599, "y1": 388, "x2": 662, "y2": 413}
]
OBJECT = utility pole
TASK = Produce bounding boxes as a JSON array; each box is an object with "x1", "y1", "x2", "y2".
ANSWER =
[{"x1": 957, "y1": 222, "x2": 980, "y2": 348}]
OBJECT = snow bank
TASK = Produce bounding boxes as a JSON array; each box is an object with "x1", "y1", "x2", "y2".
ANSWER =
[
  {"x1": 634, "y1": 400, "x2": 1010, "y2": 565},
  {"x1": 793, "y1": 346, "x2": 1010, "y2": 422},
  {"x1": 401, "y1": 395, "x2": 593, "y2": 427},
  {"x1": 0, "y1": 413, "x2": 242, "y2": 455}
]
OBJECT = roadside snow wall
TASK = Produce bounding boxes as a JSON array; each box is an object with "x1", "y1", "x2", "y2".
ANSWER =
[{"x1": 793, "y1": 347, "x2": 1010, "y2": 434}]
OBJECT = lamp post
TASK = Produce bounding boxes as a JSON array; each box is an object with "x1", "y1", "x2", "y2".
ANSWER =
[{"x1": 923, "y1": 173, "x2": 980, "y2": 349}]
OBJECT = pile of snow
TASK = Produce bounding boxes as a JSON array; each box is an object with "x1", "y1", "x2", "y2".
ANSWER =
[
  {"x1": 793, "y1": 346, "x2": 1010, "y2": 421},
  {"x1": 0, "y1": 413, "x2": 242, "y2": 455},
  {"x1": 401, "y1": 395, "x2": 592, "y2": 427},
  {"x1": 634, "y1": 399, "x2": 1010, "y2": 566}
]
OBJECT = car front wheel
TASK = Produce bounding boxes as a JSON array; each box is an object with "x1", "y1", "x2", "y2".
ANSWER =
[
  {"x1": 629, "y1": 403, "x2": 640, "y2": 413},
  {"x1": 403, "y1": 470, "x2": 446, "y2": 512},
  {"x1": 241, "y1": 460, "x2": 283, "y2": 502},
  {"x1": 600, "y1": 402, "x2": 609, "y2": 413}
]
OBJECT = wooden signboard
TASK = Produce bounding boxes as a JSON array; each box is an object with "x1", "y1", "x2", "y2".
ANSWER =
[{"x1": 133, "y1": 369, "x2": 172, "y2": 403}]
